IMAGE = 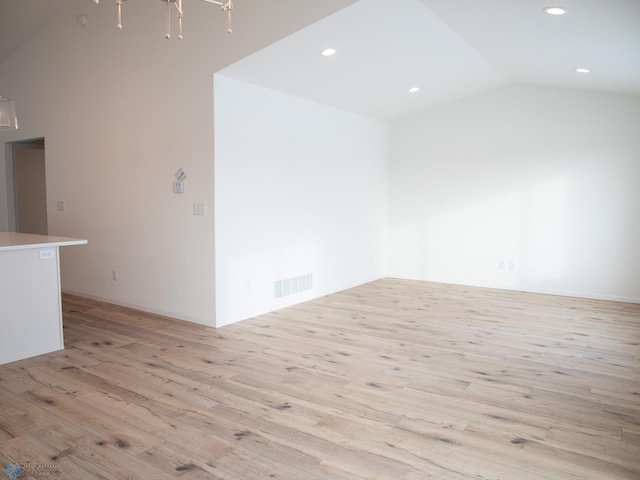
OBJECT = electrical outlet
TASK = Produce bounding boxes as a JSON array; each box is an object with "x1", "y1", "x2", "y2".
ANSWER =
[{"x1": 112, "y1": 269, "x2": 118, "y2": 281}]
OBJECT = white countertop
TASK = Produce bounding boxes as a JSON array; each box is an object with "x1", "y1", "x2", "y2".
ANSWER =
[{"x1": 0, "y1": 232, "x2": 88, "y2": 252}]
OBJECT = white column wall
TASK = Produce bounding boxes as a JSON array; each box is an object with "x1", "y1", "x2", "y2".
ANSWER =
[{"x1": 214, "y1": 76, "x2": 388, "y2": 326}]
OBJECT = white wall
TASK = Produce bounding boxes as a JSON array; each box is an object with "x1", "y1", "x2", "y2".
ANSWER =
[
  {"x1": 389, "y1": 85, "x2": 640, "y2": 302},
  {"x1": 214, "y1": 76, "x2": 388, "y2": 326},
  {"x1": 0, "y1": 0, "x2": 357, "y2": 326}
]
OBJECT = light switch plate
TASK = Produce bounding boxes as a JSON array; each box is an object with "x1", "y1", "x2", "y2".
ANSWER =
[{"x1": 193, "y1": 202, "x2": 206, "y2": 215}]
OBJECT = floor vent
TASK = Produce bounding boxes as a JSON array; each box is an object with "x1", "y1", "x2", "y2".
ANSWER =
[{"x1": 274, "y1": 273, "x2": 313, "y2": 298}]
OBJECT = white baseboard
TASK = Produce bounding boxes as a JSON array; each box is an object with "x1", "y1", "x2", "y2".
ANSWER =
[{"x1": 61, "y1": 290, "x2": 216, "y2": 328}]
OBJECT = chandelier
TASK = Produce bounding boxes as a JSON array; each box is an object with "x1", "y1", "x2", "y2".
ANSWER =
[{"x1": 115, "y1": 0, "x2": 233, "y2": 40}]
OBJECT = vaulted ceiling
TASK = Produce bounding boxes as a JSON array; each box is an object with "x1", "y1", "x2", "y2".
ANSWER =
[
  {"x1": 2, "y1": 0, "x2": 639, "y2": 121},
  {"x1": 220, "y1": 0, "x2": 640, "y2": 120}
]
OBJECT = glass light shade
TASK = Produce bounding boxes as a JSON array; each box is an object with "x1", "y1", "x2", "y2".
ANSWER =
[{"x1": 0, "y1": 96, "x2": 19, "y2": 130}]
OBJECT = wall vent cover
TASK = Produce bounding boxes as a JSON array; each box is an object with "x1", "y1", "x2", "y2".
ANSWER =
[{"x1": 274, "y1": 273, "x2": 313, "y2": 298}]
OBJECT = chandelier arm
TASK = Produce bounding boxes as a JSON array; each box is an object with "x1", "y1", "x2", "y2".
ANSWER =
[
  {"x1": 116, "y1": 0, "x2": 123, "y2": 29},
  {"x1": 116, "y1": 0, "x2": 232, "y2": 38},
  {"x1": 165, "y1": 0, "x2": 171, "y2": 38},
  {"x1": 177, "y1": 0, "x2": 183, "y2": 40}
]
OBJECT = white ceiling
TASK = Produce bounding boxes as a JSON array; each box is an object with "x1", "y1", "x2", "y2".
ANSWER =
[
  {"x1": 220, "y1": 0, "x2": 640, "y2": 121},
  {"x1": 2, "y1": 0, "x2": 640, "y2": 121}
]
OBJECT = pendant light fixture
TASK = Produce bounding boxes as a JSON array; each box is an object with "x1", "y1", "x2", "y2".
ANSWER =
[
  {"x1": 0, "y1": 97, "x2": 18, "y2": 131},
  {"x1": 115, "y1": 0, "x2": 233, "y2": 39}
]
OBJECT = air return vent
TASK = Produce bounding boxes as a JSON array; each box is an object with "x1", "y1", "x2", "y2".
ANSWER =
[{"x1": 274, "y1": 274, "x2": 313, "y2": 298}]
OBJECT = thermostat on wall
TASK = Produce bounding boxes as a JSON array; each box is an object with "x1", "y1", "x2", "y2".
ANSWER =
[{"x1": 174, "y1": 168, "x2": 186, "y2": 193}]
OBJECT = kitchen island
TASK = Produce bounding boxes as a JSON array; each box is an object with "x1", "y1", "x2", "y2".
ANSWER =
[{"x1": 0, "y1": 232, "x2": 88, "y2": 365}]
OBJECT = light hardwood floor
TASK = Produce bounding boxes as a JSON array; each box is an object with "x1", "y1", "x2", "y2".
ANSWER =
[{"x1": 1, "y1": 278, "x2": 639, "y2": 479}]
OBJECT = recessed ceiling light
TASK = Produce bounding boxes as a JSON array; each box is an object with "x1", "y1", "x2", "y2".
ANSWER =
[
  {"x1": 544, "y1": 6, "x2": 567, "y2": 15},
  {"x1": 408, "y1": 87, "x2": 420, "y2": 93},
  {"x1": 576, "y1": 68, "x2": 590, "y2": 73},
  {"x1": 321, "y1": 48, "x2": 336, "y2": 57}
]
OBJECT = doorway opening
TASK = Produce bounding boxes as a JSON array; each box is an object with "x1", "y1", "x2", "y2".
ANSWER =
[{"x1": 6, "y1": 137, "x2": 48, "y2": 234}]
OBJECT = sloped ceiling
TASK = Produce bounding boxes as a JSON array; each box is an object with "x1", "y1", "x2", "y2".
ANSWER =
[
  {"x1": 422, "y1": 0, "x2": 640, "y2": 97},
  {"x1": 2, "y1": 0, "x2": 640, "y2": 121},
  {"x1": 220, "y1": 0, "x2": 640, "y2": 120}
]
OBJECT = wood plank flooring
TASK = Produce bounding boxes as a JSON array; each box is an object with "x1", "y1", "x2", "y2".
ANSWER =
[{"x1": 1, "y1": 278, "x2": 639, "y2": 479}]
